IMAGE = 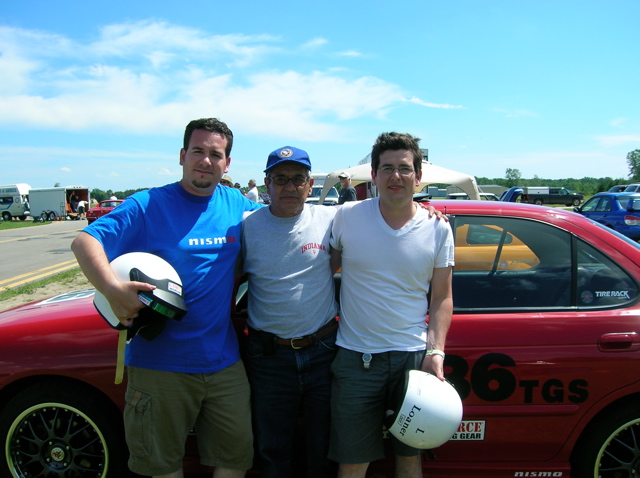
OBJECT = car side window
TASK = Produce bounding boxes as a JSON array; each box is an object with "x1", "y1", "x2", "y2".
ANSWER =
[
  {"x1": 452, "y1": 216, "x2": 571, "y2": 310},
  {"x1": 596, "y1": 197, "x2": 612, "y2": 212},
  {"x1": 576, "y1": 241, "x2": 638, "y2": 307},
  {"x1": 581, "y1": 197, "x2": 600, "y2": 212}
]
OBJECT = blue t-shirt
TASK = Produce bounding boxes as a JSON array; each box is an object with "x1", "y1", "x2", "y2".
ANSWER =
[{"x1": 83, "y1": 182, "x2": 261, "y2": 373}]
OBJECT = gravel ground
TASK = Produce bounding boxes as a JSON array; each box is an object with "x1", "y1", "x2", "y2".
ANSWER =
[{"x1": 0, "y1": 271, "x2": 92, "y2": 312}]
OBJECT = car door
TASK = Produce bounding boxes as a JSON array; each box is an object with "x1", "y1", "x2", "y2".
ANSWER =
[
  {"x1": 430, "y1": 214, "x2": 640, "y2": 464},
  {"x1": 579, "y1": 195, "x2": 612, "y2": 225}
]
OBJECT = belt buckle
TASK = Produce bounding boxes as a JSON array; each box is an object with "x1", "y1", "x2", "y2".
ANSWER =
[{"x1": 290, "y1": 337, "x2": 304, "y2": 349}]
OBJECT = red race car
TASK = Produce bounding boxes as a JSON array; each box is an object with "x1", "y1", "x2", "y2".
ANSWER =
[
  {"x1": 85, "y1": 199, "x2": 124, "y2": 224},
  {"x1": 1, "y1": 200, "x2": 640, "y2": 477}
]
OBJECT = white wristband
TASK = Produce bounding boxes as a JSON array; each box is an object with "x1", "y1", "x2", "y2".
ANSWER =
[{"x1": 426, "y1": 349, "x2": 445, "y2": 359}]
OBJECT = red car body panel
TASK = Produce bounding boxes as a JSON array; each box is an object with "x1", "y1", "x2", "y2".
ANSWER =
[
  {"x1": 2, "y1": 201, "x2": 640, "y2": 477},
  {"x1": 85, "y1": 199, "x2": 124, "y2": 224}
]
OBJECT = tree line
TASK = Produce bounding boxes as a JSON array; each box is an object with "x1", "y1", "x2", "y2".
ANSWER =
[
  {"x1": 475, "y1": 149, "x2": 640, "y2": 196},
  {"x1": 90, "y1": 188, "x2": 148, "y2": 202}
]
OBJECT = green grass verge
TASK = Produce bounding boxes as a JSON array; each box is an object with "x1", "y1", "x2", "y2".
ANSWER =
[
  {"x1": 0, "y1": 219, "x2": 50, "y2": 230},
  {"x1": 0, "y1": 267, "x2": 85, "y2": 302}
]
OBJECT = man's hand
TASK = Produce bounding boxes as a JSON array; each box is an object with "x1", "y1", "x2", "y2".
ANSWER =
[
  {"x1": 104, "y1": 281, "x2": 156, "y2": 327},
  {"x1": 418, "y1": 202, "x2": 449, "y2": 222},
  {"x1": 421, "y1": 354, "x2": 446, "y2": 380}
]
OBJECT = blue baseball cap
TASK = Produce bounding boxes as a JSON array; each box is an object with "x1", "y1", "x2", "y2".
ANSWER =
[{"x1": 264, "y1": 146, "x2": 312, "y2": 173}]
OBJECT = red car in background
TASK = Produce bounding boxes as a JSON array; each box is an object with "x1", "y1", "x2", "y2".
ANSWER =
[
  {"x1": 85, "y1": 199, "x2": 124, "y2": 224},
  {"x1": 1, "y1": 200, "x2": 640, "y2": 477}
]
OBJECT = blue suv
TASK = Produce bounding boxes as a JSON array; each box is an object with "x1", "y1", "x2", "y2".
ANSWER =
[{"x1": 574, "y1": 192, "x2": 640, "y2": 240}]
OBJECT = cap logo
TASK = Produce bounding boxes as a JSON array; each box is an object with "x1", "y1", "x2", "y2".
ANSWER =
[{"x1": 279, "y1": 148, "x2": 294, "y2": 158}]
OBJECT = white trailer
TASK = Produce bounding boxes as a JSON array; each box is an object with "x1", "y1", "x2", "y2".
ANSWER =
[
  {"x1": 0, "y1": 183, "x2": 31, "y2": 221},
  {"x1": 29, "y1": 186, "x2": 90, "y2": 221}
]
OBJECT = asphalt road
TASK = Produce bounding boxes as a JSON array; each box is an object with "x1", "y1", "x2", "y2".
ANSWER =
[{"x1": 0, "y1": 219, "x2": 85, "y2": 290}]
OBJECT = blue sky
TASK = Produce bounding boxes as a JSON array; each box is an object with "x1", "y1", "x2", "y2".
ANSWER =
[{"x1": 1, "y1": 0, "x2": 638, "y2": 192}]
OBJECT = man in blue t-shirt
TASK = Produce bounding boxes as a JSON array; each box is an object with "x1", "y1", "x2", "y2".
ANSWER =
[{"x1": 71, "y1": 118, "x2": 261, "y2": 478}]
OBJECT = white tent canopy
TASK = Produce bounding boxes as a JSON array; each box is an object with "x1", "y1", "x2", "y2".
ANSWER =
[{"x1": 318, "y1": 161, "x2": 480, "y2": 203}]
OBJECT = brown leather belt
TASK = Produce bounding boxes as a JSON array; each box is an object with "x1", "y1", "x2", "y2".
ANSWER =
[{"x1": 275, "y1": 320, "x2": 338, "y2": 349}]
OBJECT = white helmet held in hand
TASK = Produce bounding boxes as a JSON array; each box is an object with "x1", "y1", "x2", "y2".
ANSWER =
[
  {"x1": 93, "y1": 252, "x2": 187, "y2": 340},
  {"x1": 387, "y1": 370, "x2": 463, "y2": 449}
]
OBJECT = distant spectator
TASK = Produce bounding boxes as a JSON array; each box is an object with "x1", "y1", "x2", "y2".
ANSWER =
[
  {"x1": 70, "y1": 194, "x2": 79, "y2": 212},
  {"x1": 246, "y1": 179, "x2": 259, "y2": 202},
  {"x1": 109, "y1": 195, "x2": 117, "y2": 200},
  {"x1": 220, "y1": 175, "x2": 233, "y2": 187},
  {"x1": 338, "y1": 172, "x2": 357, "y2": 204},
  {"x1": 234, "y1": 182, "x2": 242, "y2": 190},
  {"x1": 77, "y1": 199, "x2": 87, "y2": 219}
]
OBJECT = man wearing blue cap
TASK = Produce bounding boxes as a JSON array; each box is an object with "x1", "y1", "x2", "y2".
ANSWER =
[{"x1": 241, "y1": 146, "x2": 339, "y2": 478}]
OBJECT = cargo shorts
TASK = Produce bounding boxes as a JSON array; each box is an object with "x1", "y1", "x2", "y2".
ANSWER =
[{"x1": 124, "y1": 361, "x2": 254, "y2": 475}]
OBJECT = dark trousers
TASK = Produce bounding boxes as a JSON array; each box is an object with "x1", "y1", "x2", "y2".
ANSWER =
[{"x1": 246, "y1": 329, "x2": 338, "y2": 478}]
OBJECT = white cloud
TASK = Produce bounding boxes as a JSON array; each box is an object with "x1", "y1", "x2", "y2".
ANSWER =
[
  {"x1": 610, "y1": 117, "x2": 628, "y2": 128},
  {"x1": 302, "y1": 38, "x2": 328, "y2": 49},
  {"x1": 0, "y1": 21, "x2": 461, "y2": 148},
  {"x1": 594, "y1": 134, "x2": 640, "y2": 147},
  {"x1": 405, "y1": 96, "x2": 463, "y2": 109},
  {"x1": 338, "y1": 50, "x2": 362, "y2": 57}
]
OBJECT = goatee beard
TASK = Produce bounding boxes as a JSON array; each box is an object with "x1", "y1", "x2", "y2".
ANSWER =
[{"x1": 192, "y1": 179, "x2": 213, "y2": 189}]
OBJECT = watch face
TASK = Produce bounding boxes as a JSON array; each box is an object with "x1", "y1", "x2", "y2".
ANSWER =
[{"x1": 362, "y1": 353, "x2": 372, "y2": 362}]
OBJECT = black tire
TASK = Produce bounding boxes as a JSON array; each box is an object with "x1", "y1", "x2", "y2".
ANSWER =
[
  {"x1": 0, "y1": 380, "x2": 128, "y2": 478},
  {"x1": 1, "y1": 211, "x2": 11, "y2": 222},
  {"x1": 534, "y1": 198, "x2": 543, "y2": 205},
  {"x1": 47, "y1": 211, "x2": 57, "y2": 221},
  {"x1": 572, "y1": 198, "x2": 581, "y2": 206},
  {"x1": 570, "y1": 404, "x2": 640, "y2": 477}
]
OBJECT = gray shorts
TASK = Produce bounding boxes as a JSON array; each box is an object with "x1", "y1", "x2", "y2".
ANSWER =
[
  {"x1": 124, "y1": 361, "x2": 253, "y2": 475},
  {"x1": 328, "y1": 347, "x2": 425, "y2": 464}
]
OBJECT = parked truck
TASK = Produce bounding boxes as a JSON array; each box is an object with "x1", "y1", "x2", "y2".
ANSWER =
[
  {"x1": 29, "y1": 186, "x2": 90, "y2": 221},
  {"x1": 517, "y1": 187, "x2": 583, "y2": 206},
  {"x1": 0, "y1": 184, "x2": 31, "y2": 221}
]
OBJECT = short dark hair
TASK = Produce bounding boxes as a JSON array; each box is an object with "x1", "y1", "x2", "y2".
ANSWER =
[
  {"x1": 370, "y1": 132, "x2": 423, "y2": 173},
  {"x1": 183, "y1": 118, "x2": 234, "y2": 157}
]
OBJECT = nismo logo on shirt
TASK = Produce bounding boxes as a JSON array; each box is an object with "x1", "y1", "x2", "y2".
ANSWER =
[{"x1": 188, "y1": 236, "x2": 237, "y2": 246}]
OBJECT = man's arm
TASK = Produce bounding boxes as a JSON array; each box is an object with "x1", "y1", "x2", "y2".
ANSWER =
[
  {"x1": 330, "y1": 247, "x2": 342, "y2": 275},
  {"x1": 422, "y1": 266, "x2": 453, "y2": 380},
  {"x1": 71, "y1": 232, "x2": 155, "y2": 326}
]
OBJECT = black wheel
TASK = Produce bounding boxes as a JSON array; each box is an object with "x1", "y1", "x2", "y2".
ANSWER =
[
  {"x1": 40, "y1": 212, "x2": 48, "y2": 223},
  {"x1": 0, "y1": 380, "x2": 128, "y2": 478},
  {"x1": 571, "y1": 404, "x2": 640, "y2": 477},
  {"x1": 47, "y1": 211, "x2": 57, "y2": 221},
  {"x1": 534, "y1": 198, "x2": 543, "y2": 205},
  {"x1": 572, "y1": 198, "x2": 581, "y2": 207},
  {"x1": 1, "y1": 211, "x2": 11, "y2": 222}
]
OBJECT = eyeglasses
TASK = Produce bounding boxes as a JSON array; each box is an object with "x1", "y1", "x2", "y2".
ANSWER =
[
  {"x1": 377, "y1": 166, "x2": 415, "y2": 176},
  {"x1": 268, "y1": 175, "x2": 309, "y2": 187}
]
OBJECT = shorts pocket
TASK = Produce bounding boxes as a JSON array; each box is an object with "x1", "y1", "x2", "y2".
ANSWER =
[{"x1": 124, "y1": 385, "x2": 153, "y2": 457}]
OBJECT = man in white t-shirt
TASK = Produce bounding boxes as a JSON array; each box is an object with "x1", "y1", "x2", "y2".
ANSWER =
[
  {"x1": 246, "y1": 179, "x2": 259, "y2": 202},
  {"x1": 329, "y1": 132, "x2": 455, "y2": 478}
]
